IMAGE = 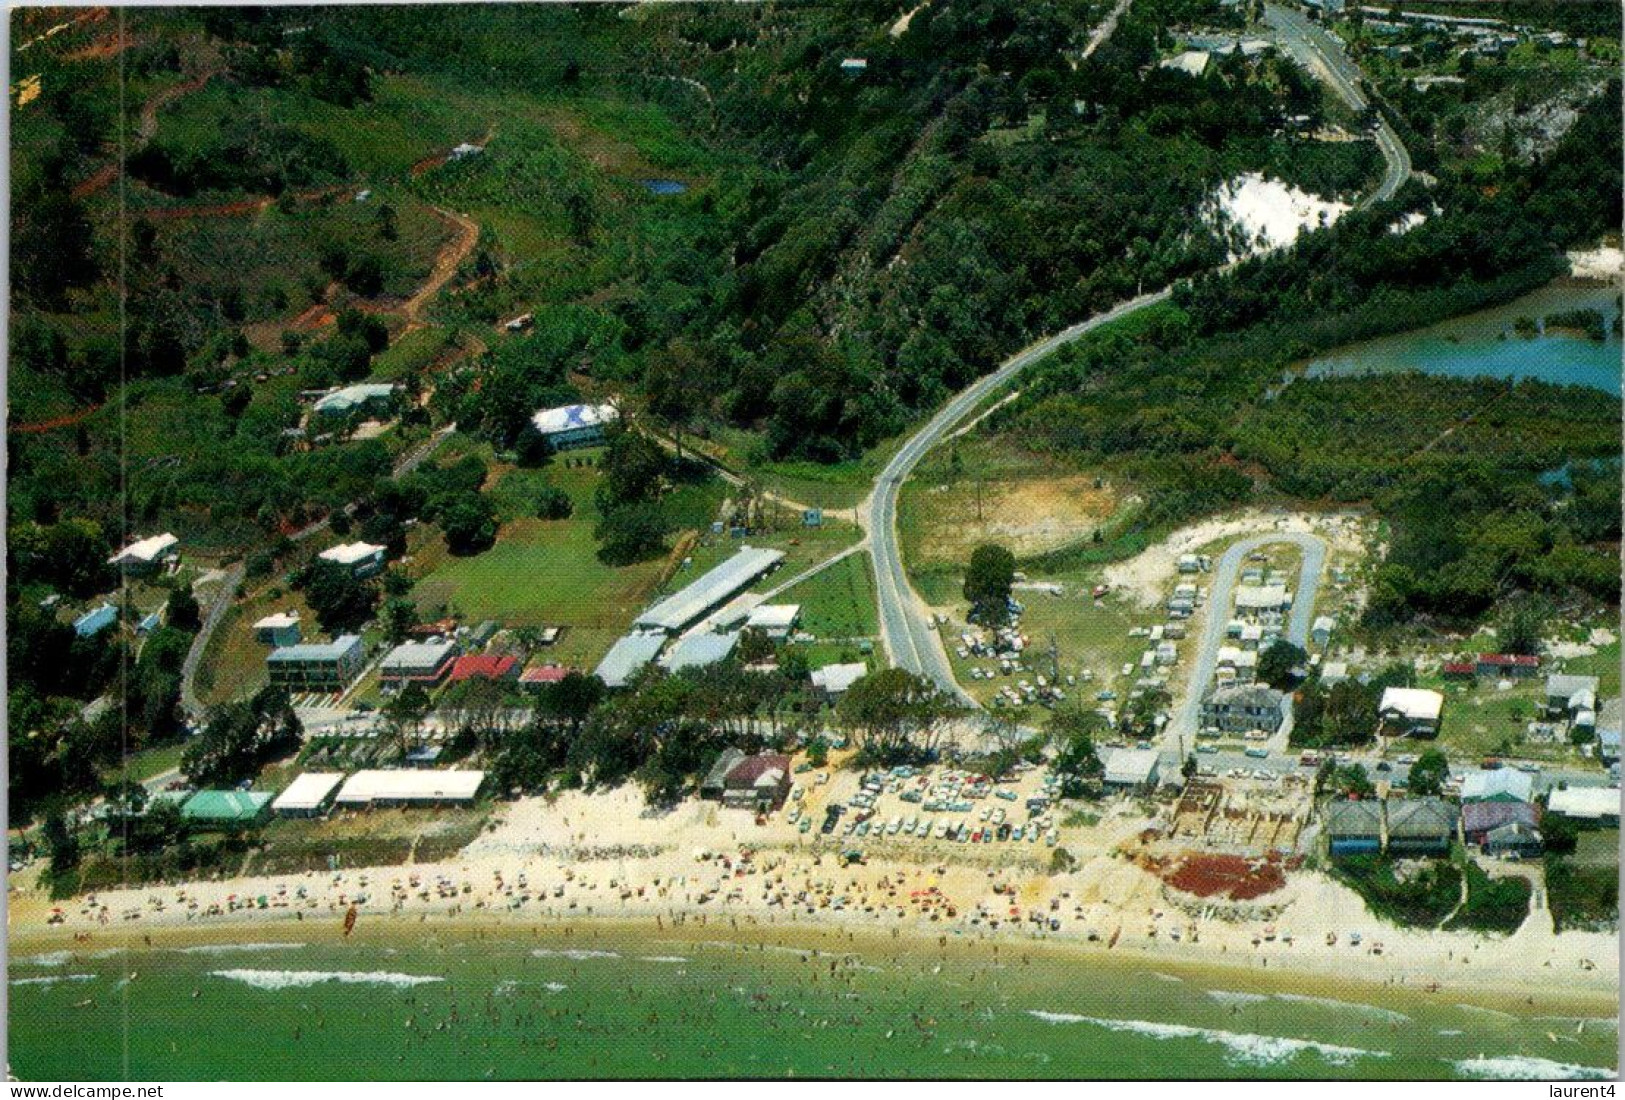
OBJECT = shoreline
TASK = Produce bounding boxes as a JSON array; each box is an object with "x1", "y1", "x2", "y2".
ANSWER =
[{"x1": 12, "y1": 871, "x2": 1617, "y2": 1021}]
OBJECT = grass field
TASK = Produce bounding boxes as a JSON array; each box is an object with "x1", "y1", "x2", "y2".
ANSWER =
[
  {"x1": 407, "y1": 455, "x2": 727, "y2": 670},
  {"x1": 774, "y1": 551, "x2": 878, "y2": 642}
]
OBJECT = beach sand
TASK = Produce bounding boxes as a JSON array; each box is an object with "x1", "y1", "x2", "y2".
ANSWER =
[{"x1": 10, "y1": 779, "x2": 1616, "y2": 1019}]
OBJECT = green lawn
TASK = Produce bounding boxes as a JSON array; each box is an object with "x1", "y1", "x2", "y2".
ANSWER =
[
  {"x1": 408, "y1": 458, "x2": 726, "y2": 670},
  {"x1": 775, "y1": 551, "x2": 878, "y2": 641}
]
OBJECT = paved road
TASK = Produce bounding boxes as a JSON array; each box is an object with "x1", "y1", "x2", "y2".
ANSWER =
[
  {"x1": 1263, "y1": 3, "x2": 1411, "y2": 205},
  {"x1": 1167, "y1": 531, "x2": 1328, "y2": 750},
  {"x1": 864, "y1": 288, "x2": 1174, "y2": 700}
]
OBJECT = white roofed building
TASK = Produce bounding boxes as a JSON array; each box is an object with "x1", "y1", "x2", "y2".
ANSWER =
[
  {"x1": 1104, "y1": 748, "x2": 1160, "y2": 790},
  {"x1": 634, "y1": 546, "x2": 785, "y2": 634},
  {"x1": 1546, "y1": 786, "x2": 1619, "y2": 823},
  {"x1": 745, "y1": 603, "x2": 801, "y2": 639},
  {"x1": 253, "y1": 611, "x2": 302, "y2": 647},
  {"x1": 380, "y1": 639, "x2": 461, "y2": 688},
  {"x1": 811, "y1": 662, "x2": 867, "y2": 698},
  {"x1": 108, "y1": 533, "x2": 179, "y2": 574},
  {"x1": 594, "y1": 632, "x2": 667, "y2": 688},
  {"x1": 318, "y1": 541, "x2": 387, "y2": 578},
  {"x1": 334, "y1": 770, "x2": 485, "y2": 807},
  {"x1": 1378, "y1": 687, "x2": 1444, "y2": 738},
  {"x1": 531, "y1": 403, "x2": 619, "y2": 451},
  {"x1": 272, "y1": 772, "x2": 344, "y2": 817},
  {"x1": 1159, "y1": 50, "x2": 1211, "y2": 77},
  {"x1": 313, "y1": 383, "x2": 397, "y2": 418},
  {"x1": 661, "y1": 631, "x2": 740, "y2": 673}
]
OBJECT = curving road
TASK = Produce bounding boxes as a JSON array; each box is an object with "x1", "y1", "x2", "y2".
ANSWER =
[
  {"x1": 864, "y1": 289, "x2": 1173, "y2": 699},
  {"x1": 1166, "y1": 531, "x2": 1328, "y2": 750},
  {"x1": 1263, "y1": 2, "x2": 1411, "y2": 205},
  {"x1": 865, "y1": 4, "x2": 1408, "y2": 705}
]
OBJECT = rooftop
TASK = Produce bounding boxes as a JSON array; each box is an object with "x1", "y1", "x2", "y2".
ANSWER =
[
  {"x1": 381, "y1": 639, "x2": 460, "y2": 672},
  {"x1": 661, "y1": 631, "x2": 739, "y2": 672},
  {"x1": 634, "y1": 546, "x2": 785, "y2": 633},
  {"x1": 1378, "y1": 687, "x2": 1443, "y2": 722},
  {"x1": 181, "y1": 789, "x2": 273, "y2": 822},
  {"x1": 253, "y1": 611, "x2": 301, "y2": 630},
  {"x1": 810, "y1": 662, "x2": 868, "y2": 694},
  {"x1": 745, "y1": 604, "x2": 802, "y2": 630},
  {"x1": 520, "y1": 663, "x2": 570, "y2": 684},
  {"x1": 267, "y1": 634, "x2": 362, "y2": 663},
  {"x1": 1460, "y1": 768, "x2": 1534, "y2": 803},
  {"x1": 1104, "y1": 748, "x2": 1159, "y2": 785},
  {"x1": 313, "y1": 383, "x2": 396, "y2": 415},
  {"x1": 532, "y1": 403, "x2": 619, "y2": 436},
  {"x1": 1324, "y1": 799, "x2": 1382, "y2": 836},
  {"x1": 271, "y1": 772, "x2": 345, "y2": 813},
  {"x1": 334, "y1": 769, "x2": 485, "y2": 805},
  {"x1": 594, "y1": 632, "x2": 667, "y2": 688},
  {"x1": 1547, "y1": 786, "x2": 1619, "y2": 819},
  {"x1": 448, "y1": 654, "x2": 517, "y2": 681},
  {"x1": 108, "y1": 532, "x2": 178, "y2": 565},
  {"x1": 319, "y1": 541, "x2": 386, "y2": 566},
  {"x1": 1548, "y1": 673, "x2": 1600, "y2": 700},
  {"x1": 1386, "y1": 797, "x2": 1458, "y2": 839}
]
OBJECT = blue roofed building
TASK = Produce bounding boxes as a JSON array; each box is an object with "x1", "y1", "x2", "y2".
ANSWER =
[
  {"x1": 74, "y1": 603, "x2": 117, "y2": 638},
  {"x1": 531, "y1": 403, "x2": 619, "y2": 451}
]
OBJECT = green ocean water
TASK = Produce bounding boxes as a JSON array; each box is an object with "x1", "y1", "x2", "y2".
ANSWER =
[{"x1": 8, "y1": 929, "x2": 1618, "y2": 1080}]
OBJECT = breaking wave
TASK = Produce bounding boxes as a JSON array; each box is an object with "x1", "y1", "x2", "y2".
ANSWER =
[
  {"x1": 1273, "y1": 993, "x2": 1410, "y2": 1024},
  {"x1": 530, "y1": 948, "x2": 620, "y2": 960},
  {"x1": 1454, "y1": 1056, "x2": 1613, "y2": 1081},
  {"x1": 18, "y1": 951, "x2": 74, "y2": 967},
  {"x1": 12, "y1": 974, "x2": 95, "y2": 987},
  {"x1": 639, "y1": 956, "x2": 689, "y2": 963},
  {"x1": 1206, "y1": 990, "x2": 1270, "y2": 1008},
  {"x1": 211, "y1": 969, "x2": 443, "y2": 990},
  {"x1": 176, "y1": 942, "x2": 306, "y2": 955},
  {"x1": 1028, "y1": 1011, "x2": 1390, "y2": 1067}
]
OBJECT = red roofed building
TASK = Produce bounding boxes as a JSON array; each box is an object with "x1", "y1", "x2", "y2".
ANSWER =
[
  {"x1": 448, "y1": 654, "x2": 519, "y2": 683},
  {"x1": 519, "y1": 663, "x2": 571, "y2": 691},
  {"x1": 1476, "y1": 653, "x2": 1540, "y2": 679},
  {"x1": 706, "y1": 751, "x2": 792, "y2": 810},
  {"x1": 1442, "y1": 662, "x2": 1476, "y2": 681},
  {"x1": 409, "y1": 618, "x2": 460, "y2": 639}
]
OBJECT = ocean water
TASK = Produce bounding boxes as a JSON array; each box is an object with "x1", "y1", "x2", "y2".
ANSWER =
[
  {"x1": 1303, "y1": 284, "x2": 1622, "y2": 395},
  {"x1": 8, "y1": 929, "x2": 1617, "y2": 1080}
]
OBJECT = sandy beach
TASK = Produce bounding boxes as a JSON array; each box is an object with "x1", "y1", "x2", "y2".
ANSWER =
[{"x1": 11, "y1": 782, "x2": 1617, "y2": 1018}]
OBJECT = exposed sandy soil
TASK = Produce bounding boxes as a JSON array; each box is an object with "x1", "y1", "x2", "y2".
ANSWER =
[
  {"x1": 907, "y1": 474, "x2": 1118, "y2": 565},
  {"x1": 1104, "y1": 509, "x2": 1371, "y2": 609}
]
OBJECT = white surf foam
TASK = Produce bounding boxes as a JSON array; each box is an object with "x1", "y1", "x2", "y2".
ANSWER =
[
  {"x1": 530, "y1": 948, "x2": 620, "y2": 960},
  {"x1": 639, "y1": 955, "x2": 689, "y2": 963},
  {"x1": 211, "y1": 969, "x2": 443, "y2": 990},
  {"x1": 1028, "y1": 1011, "x2": 1389, "y2": 1067},
  {"x1": 1454, "y1": 1056, "x2": 1613, "y2": 1081},
  {"x1": 1206, "y1": 990, "x2": 1270, "y2": 1007},
  {"x1": 18, "y1": 951, "x2": 73, "y2": 967},
  {"x1": 544, "y1": 982, "x2": 568, "y2": 992},
  {"x1": 11, "y1": 974, "x2": 95, "y2": 987},
  {"x1": 176, "y1": 942, "x2": 306, "y2": 955},
  {"x1": 1274, "y1": 993, "x2": 1410, "y2": 1024}
]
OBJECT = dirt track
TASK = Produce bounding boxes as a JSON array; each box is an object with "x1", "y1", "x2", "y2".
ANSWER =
[{"x1": 403, "y1": 205, "x2": 480, "y2": 329}]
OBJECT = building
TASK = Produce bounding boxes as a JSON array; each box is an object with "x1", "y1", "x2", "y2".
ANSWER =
[
  {"x1": 74, "y1": 603, "x2": 117, "y2": 638},
  {"x1": 634, "y1": 546, "x2": 786, "y2": 634},
  {"x1": 1484, "y1": 821, "x2": 1543, "y2": 858},
  {"x1": 1103, "y1": 748, "x2": 1160, "y2": 791},
  {"x1": 1460, "y1": 768, "x2": 1534, "y2": 804},
  {"x1": 1321, "y1": 660, "x2": 1350, "y2": 687},
  {"x1": 318, "y1": 541, "x2": 387, "y2": 578},
  {"x1": 180, "y1": 790, "x2": 274, "y2": 827},
  {"x1": 811, "y1": 662, "x2": 868, "y2": 698},
  {"x1": 530, "y1": 403, "x2": 619, "y2": 450},
  {"x1": 253, "y1": 611, "x2": 303, "y2": 647},
  {"x1": 661, "y1": 631, "x2": 739, "y2": 673},
  {"x1": 447, "y1": 654, "x2": 519, "y2": 683},
  {"x1": 108, "y1": 533, "x2": 179, "y2": 575},
  {"x1": 594, "y1": 632, "x2": 667, "y2": 689},
  {"x1": 745, "y1": 603, "x2": 801, "y2": 640},
  {"x1": 1476, "y1": 653, "x2": 1539, "y2": 679},
  {"x1": 1311, "y1": 615, "x2": 1335, "y2": 647},
  {"x1": 1385, "y1": 797, "x2": 1457, "y2": 856},
  {"x1": 1325, "y1": 799, "x2": 1383, "y2": 857},
  {"x1": 266, "y1": 634, "x2": 365, "y2": 693},
  {"x1": 1546, "y1": 786, "x2": 1620, "y2": 824},
  {"x1": 1462, "y1": 800, "x2": 1538, "y2": 846},
  {"x1": 1238, "y1": 623, "x2": 1265, "y2": 651},
  {"x1": 333, "y1": 769, "x2": 486, "y2": 808},
  {"x1": 1159, "y1": 49, "x2": 1211, "y2": 76},
  {"x1": 1377, "y1": 687, "x2": 1443, "y2": 738},
  {"x1": 1200, "y1": 683, "x2": 1288, "y2": 734},
  {"x1": 1213, "y1": 646, "x2": 1258, "y2": 683},
  {"x1": 1546, "y1": 674, "x2": 1600, "y2": 719},
  {"x1": 137, "y1": 609, "x2": 164, "y2": 635},
  {"x1": 1233, "y1": 584, "x2": 1290, "y2": 616},
  {"x1": 313, "y1": 382, "x2": 397, "y2": 419},
  {"x1": 519, "y1": 663, "x2": 570, "y2": 692},
  {"x1": 380, "y1": 639, "x2": 460, "y2": 689},
  {"x1": 449, "y1": 142, "x2": 484, "y2": 160},
  {"x1": 271, "y1": 773, "x2": 345, "y2": 818},
  {"x1": 1442, "y1": 661, "x2": 1476, "y2": 681},
  {"x1": 839, "y1": 57, "x2": 868, "y2": 73},
  {"x1": 706, "y1": 752, "x2": 793, "y2": 810},
  {"x1": 1596, "y1": 699, "x2": 1621, "y2": 764}
]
